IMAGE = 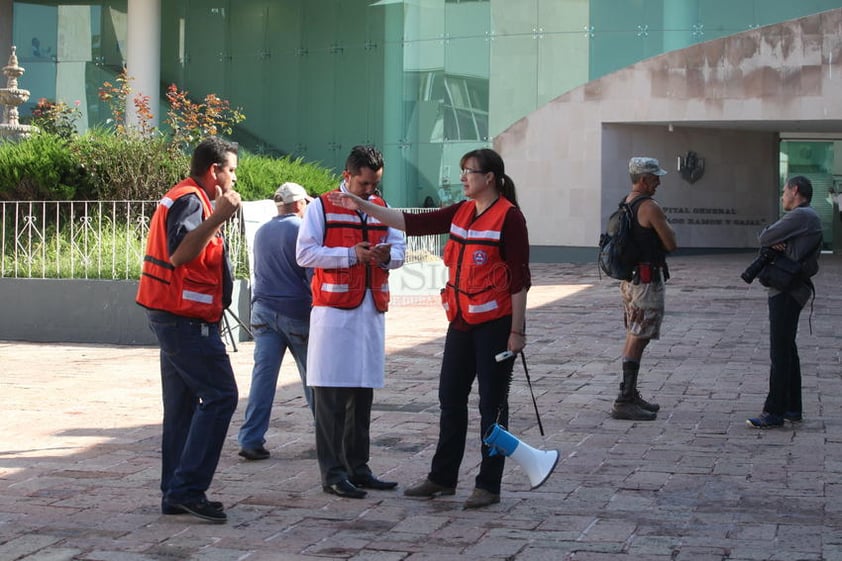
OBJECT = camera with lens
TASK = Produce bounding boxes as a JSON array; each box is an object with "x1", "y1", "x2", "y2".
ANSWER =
[{"x1": 740, "y1": 247, "x2": 778, "y2": 284}]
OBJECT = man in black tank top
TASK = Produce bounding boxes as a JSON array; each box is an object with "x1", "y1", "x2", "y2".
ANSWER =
[{"x1": 612, "y1": 157, "x2": 677, "y2": 421}]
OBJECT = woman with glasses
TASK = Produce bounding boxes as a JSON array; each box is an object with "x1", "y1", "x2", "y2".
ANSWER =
[{"x1": 327, "y1": 148, "x2": 530, "y2": 509}]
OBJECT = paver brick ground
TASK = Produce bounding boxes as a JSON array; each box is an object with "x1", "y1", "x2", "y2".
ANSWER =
[{"x1": 2, "y1": 254, "x2": 842, "y2": 560}]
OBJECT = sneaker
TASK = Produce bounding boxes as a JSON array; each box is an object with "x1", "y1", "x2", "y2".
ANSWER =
[
  {"x1": 169, "y1": 499, "x2": 227, "y2": 523},
  {"x1": 238, "y1": 445, "x2": 270, "y2": 461},
  {"x1": 403, "y1": 478, "x2": 456, "y2": 498},
  {"x1": 746, "y1": 412, "x2": 784, "y2": 428},
  {"x1": 463, "y1": 488, "x2": 500, "y2": 510},
  {"x1": 611, "y1": 401, "x2": 657, "y2": 421},
  {"x1": 162, "y1": 499, "x2": 223, "y2": 515},
  {"x1": 783, "y1": 411, "x2": 803, "y2": 422}
]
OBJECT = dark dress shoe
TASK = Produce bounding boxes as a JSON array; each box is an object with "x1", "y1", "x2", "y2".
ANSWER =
[
  {"x1": 162, "y1": 499, "x2": 223, "y2": 515},
  {"x1": 169, "y1": 499, "x2": 227, "y2": 523},
  {"x1": 323, "y1": 479, "x2": 367, "y2": 499},
  {"x1": 238, "y1": 446, "x2": 270, "y2": 460},
  {"x1": 351, "y1": 474, "x2": 398, "y2": 490}
]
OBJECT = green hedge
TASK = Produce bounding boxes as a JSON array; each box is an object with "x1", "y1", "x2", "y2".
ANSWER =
[
  {"x1": 70, "y1": 130, "x2": 190, "y2": 200},
  {"x1": 236, "y1": 152, "x2": 339, "y2": 201},
  {"x1": 0, "y1": 132, "x2": 338, "y2": 201},
  {"x1": 0, "y1": 133, "x2": 81, "y2": 200}
]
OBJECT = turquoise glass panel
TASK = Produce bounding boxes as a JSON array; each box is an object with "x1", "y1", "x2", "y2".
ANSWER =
[
  {"x1": 536, "y1": 31, "x2": 589, "y2": 108},
  {"x1": 490, "y1": 34, "x2": 536, "y2": 137},
  {"x1": 780, "y1": 141, "x2": 835, "y2": 250},
  {"x1": 698, "y1": 0, "x2": 756, "y2": 35}
]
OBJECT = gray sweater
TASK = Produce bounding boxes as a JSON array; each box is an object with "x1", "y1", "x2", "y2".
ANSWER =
[{"x1": 757, "y1": 204, "x2": 822, "y2": 306}]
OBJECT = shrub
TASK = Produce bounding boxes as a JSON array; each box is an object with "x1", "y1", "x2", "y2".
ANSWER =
[
  {"x1": 30, "y1": 98, "x2": 82, "y2": 139},
  {"x1": 4, "y1": 69, "x2": 336, "y2": 204},
  {"x1": 99, "y1": 68, "x2": 245, "y2": 148},
  {"x1": 0, "y1": 133, "x2": 82, "y2": 200},
  {"x1": 166, "y1": 85, "x2": 245, "y2": 154},
  {"x1": 236, "y1": 152, "x2": 340, "y2": 201},
  {"x1": 70, "y1": 129, "x2": 189, "y2": 200}
]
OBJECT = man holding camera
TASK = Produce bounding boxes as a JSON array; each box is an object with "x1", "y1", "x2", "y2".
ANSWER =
[
  {"x1": 612, "y1": 157, "x2": 677, "y2": 421},
  {"x1": 746, "y1": 176, "x2": 822, "y2": 428}
]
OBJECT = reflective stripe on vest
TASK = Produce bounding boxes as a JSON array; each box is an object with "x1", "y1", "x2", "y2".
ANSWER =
[
  {"x1": 321, "y1": 282, "x2": 350, "y2": 293},
  {"x1": 449, "y1": 224, "x2": 502, "y2": 242}
]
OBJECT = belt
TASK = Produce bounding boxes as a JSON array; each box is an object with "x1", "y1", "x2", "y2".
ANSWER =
[
  {"x1": 633, "y1": 263, "x2": 662, "y2": 284},
  {"x1": 147, "y1": 309, "x2": 220, "y2": 328}
]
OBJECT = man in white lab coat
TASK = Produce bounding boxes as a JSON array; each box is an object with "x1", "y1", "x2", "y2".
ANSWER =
[{"x1": 296, "y1": 145, "x2": 405, "y2": 498}]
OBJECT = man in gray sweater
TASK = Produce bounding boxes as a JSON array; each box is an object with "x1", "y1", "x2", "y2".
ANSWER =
[{"x1": 747, "y1": 175, "x2": 822, "y2": 428}]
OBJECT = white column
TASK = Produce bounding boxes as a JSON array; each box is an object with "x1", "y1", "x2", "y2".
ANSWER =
[{"x1": 126, "y1": 0, "x2": 161, "y2": 129}]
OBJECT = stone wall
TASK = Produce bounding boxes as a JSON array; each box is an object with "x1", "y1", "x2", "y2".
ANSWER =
[
  {"x1": 0, "y1": 279, "x2": 251, "y2": 346},
  {"x1": 496, "y1": 9, "x2": 842, "y2": 260}
]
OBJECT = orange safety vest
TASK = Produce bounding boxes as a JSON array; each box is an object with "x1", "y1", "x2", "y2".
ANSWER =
[
  {"x1": 441, "y1": 197, "x2": 514, "y2": 324},
  {"x1": 311, "y1": 192, "x2": 392, "y2": 312},
  {"x1": 135, "y1": 179, "x2": 226, "y2": 323}
]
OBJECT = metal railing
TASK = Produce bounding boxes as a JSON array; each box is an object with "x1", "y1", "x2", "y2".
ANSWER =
[{"x1": 0, "y1": 200, "x2": 444, "y2": 279}]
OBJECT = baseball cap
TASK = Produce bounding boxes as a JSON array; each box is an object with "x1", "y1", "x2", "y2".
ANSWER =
[
  {"x1": 274, "y1": 182, "x2": 313, "y2": 205},
  {"x1": 629, "y1": 157, "x2": 668, "y2": 176}
]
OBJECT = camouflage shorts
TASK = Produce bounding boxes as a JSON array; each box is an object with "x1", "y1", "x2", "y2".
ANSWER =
[{"x1": 620, "y1": 280, "x2": 665, "y2": 340}]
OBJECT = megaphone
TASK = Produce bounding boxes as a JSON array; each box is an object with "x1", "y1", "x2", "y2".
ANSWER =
[{"x1": 483, "y1": 423, "x2": 559, "y2": 489}]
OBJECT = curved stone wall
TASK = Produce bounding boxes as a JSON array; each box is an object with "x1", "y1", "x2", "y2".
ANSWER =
[{"x1": 496, "y1": 9, "x2": 842, "y2": 257}]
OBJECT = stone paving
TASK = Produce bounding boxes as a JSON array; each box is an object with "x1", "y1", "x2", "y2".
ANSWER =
[{"x1": 2, "y1": 254, "x2": 842, "y2": 561}]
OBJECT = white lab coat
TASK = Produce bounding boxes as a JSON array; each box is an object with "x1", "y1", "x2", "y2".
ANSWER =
[{"x1": 296, "y1": 189, "x2": 405, "y2": 388}]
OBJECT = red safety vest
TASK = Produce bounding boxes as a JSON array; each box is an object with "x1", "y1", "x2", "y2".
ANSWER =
[
  {"x1": 136, "y1": 179, "x2": 226, "y2": 323},
  {"x1": 441, "y1": 197, "x2": 514, "y2": 324},
  {"x1": 311, "y1": 192, "x2": 392, "y2": 312}
]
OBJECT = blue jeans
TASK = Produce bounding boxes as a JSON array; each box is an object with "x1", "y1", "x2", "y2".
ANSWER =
[
  {"x1": 238, "y1": 301, "x2": 312, "y2": 449},
  {"x1": 764, "y1": 292, "x2": 803, "y2": 416},
  {"x1": 147, "y1": 310, "x2": 238, "y2": 504}
]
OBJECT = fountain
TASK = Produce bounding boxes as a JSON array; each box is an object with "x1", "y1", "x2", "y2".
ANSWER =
[{"x1": 0, "y1": 46, "x2": 36, "y2": 141}]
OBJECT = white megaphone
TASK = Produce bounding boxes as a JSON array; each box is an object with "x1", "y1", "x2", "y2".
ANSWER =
[{"x1": 483, "y1": 423, "x2": 559, "y2": 489}]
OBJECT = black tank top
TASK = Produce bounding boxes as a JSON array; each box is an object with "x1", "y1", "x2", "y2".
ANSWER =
[{"x1": 629, "y1": 196, "x2": 666, "y2": 266}]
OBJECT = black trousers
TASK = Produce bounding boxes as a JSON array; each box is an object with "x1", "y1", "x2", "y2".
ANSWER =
[
  {"x1": 428, "y1": 316, "x2": 513, "y2": 494},
  {"x1": 764, "y1": 292, "x2": 803, "y2": 416},
  {"x1": 313, "y1": 386, "x2": 373, "y2": 485}
]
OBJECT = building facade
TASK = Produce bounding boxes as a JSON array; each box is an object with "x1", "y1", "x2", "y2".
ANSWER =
[{"x1": 3, "y1": 0, "x2": 842, "y2": 260}]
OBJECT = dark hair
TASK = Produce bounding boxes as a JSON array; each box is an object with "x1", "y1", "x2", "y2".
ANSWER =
[
  {"x1": 460, "y1": 148, "x2": 518, "y2": 207},
  {"x1": 345, "y1": 145, "x2": 384, "y2": 175},
  {"x1": 190, "y1": 137, "x2": 239, "y2": 178},
  {"x1": 787, "y1": 175, "x2": 813, "y2": 202}
]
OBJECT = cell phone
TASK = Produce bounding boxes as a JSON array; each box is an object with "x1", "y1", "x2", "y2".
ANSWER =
[{"x1": 495, "y1": 350, "x2": 515, "y2": 362}]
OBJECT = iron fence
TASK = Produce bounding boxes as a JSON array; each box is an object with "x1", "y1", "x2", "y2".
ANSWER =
[{"x1": 0, "y1": 200, "x2": 444, "y2": 279}]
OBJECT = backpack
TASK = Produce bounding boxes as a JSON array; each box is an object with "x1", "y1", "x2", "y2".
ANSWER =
[{"x1": 597, "y1": 196, "x2": 650, "y2": 281}]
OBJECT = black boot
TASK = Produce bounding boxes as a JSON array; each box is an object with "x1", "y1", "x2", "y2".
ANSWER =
[
  {"x1": 612, "y1": 362, "x2": 656, "y2": 421},
  {"x1": 622, "y1": 361, "x2": 660, "y2": 413}
]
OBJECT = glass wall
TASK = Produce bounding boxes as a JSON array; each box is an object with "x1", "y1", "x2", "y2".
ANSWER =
[
  {"x1": 779, "y1": 140, "x2": 841, "y2": 252},
  {"x1": 12, "y1": 1, "x2": 127, "y2": 131},
  {"x1": 11, "y1": 0, "x2": 842, "y2": 206}
]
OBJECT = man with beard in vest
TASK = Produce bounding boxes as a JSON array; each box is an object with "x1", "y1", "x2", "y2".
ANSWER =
[{"x1": 296, "y1": 145, "x2": 405, "y2": 499}]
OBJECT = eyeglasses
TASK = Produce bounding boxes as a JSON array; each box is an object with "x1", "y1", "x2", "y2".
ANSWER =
[{"x1": 460, "y1": 168, "x2": 485, "y2": 178}]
